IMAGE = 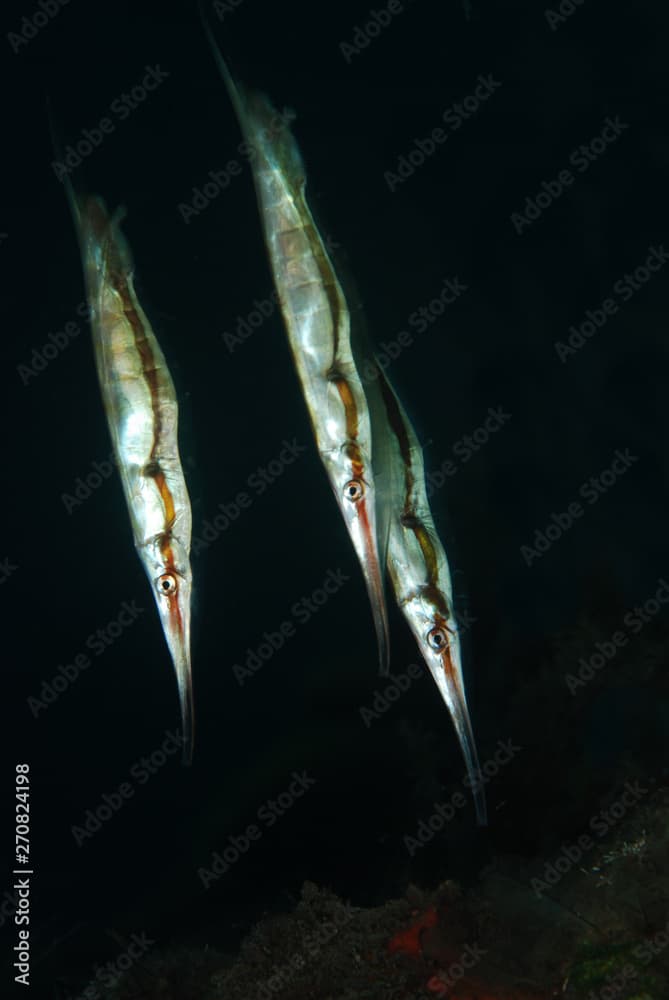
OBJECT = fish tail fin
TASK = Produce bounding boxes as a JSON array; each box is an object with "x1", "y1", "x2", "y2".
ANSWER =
[
  {"x1": 199, "y1": 0, "x2": 303, "y2": 190},
  {"x1": 47, "y1": 96, "x2": 83, "y2": 235},
  {"x1": 198, "y1": 0, "x2": 246, "y2": 123},
  {"x1": 47, "y1": 98, "x2": 131, "y2": 279}
]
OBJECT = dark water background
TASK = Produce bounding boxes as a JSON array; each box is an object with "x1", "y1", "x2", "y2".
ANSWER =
[{"x1": 3, "y1": 0, "x2": 669, "y2": 992}]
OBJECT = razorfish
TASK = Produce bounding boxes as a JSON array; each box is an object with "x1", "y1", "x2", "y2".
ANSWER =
[
  {"x1": 201, "y1": 19, "x2": 390, "y2": 673},
  {"x1": 63, "y1": 189, "x2": 194, "y2": 763},
  {"x1": 373, "y1": 363, "x2": 487, "y2": 824}
]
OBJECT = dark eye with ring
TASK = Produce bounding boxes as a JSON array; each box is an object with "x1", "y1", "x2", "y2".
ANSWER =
[
  {"x1": 427, "y1": 626, "x2": 449, "y2": 651},
  {"x1": 344, "y1": 480, "x2": 364, "y2": 502},
  {"x1": 157, "y1": 573, "x2": 177, "y2": 596}
]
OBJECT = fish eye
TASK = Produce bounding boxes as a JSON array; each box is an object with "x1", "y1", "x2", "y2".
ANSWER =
[
  {"x1": 157, "y1": 573, "x2": 178, "y2": 596},
  {"x1": 427, "y1": 626, "x2": 449, "y2": 651},
  {"x1": 344, "y1": 479, "x2": 364, "y2": 502}
]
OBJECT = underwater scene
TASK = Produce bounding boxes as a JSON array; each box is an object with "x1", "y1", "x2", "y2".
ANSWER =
[{"x1": 4, "y1": 0, "x2": 669, "y2": 997}]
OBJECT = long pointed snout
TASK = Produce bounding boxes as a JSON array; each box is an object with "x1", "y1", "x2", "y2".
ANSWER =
[
  {"x1": 157, "y1": 584, "x2": 194, "y2": 765},
  {"x1": 171, "y1": 646, "x2": 194, "y2": 766},
  {"x1": 429, "y1": 646, "x2": 487, "y2": 826}
]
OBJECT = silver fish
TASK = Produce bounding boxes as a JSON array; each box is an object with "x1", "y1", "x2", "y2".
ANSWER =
[
  {"x1": 373, "y1": 362, "x2": 487, "y2": 824},
  {"x1": 66, "y1": 193, "x2": 194, "y2": 762},
  {"x1": 202, "y1": 21, "x2": 390, "y2": 673}
]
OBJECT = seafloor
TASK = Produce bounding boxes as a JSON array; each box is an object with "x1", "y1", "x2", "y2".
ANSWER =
[
  {"x1": 38, "y1": 601, "x2": 669, "y2": 1000},
  {"x1": 64, "y1": 786, "x2": 668, "y2": 1000}
]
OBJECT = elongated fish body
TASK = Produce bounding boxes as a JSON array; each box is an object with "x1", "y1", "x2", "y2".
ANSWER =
[
  {"x1": 202, "y1": 26, "x2": 390, "y2": 673},
  {"x1": 69, "y1": 194, "x2": 194, "y2": 762},
  {"x1": 374, "y1": 365, "x2": 487, "y2": 825}
]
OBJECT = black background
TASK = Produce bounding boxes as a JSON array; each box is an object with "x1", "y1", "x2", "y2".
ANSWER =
[{"x1": 3, "y1": 0, "x2": 669, "y2": 994}]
